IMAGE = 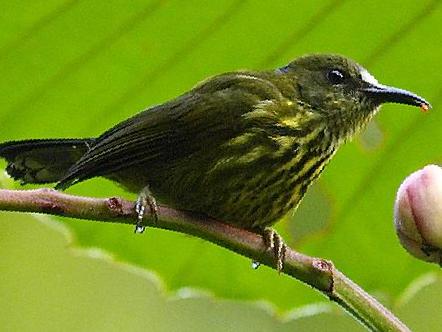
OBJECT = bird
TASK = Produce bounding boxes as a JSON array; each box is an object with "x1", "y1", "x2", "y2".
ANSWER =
[{"x1": 0, "y1": 54, "x2": 430, "y2": 271}]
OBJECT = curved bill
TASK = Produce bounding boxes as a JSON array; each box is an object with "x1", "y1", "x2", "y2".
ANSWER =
[{"x1": 363, "y1": 83, "x2": 431, "y2": 109}]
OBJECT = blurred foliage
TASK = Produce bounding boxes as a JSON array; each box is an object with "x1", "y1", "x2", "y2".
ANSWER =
[{"x1": 1, "y1": 0, "x2": 441, "y2": 330}]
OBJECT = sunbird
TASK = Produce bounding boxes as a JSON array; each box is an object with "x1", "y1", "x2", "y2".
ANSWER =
[{"x1": 0, "y1": 54, "x2": 430, "y2": 270}]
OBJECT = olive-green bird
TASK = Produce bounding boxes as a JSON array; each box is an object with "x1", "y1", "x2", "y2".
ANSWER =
[{"x1": 0, "y1": 54, "x2": 430, "y2": 270}]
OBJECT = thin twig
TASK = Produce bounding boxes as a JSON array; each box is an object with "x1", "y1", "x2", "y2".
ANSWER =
[{"x1": 0, "y1": 188, "x2": 410, "y2": 332}]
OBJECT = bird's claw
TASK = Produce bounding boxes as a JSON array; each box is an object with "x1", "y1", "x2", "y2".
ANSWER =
[
  {"x1": 263, "y1": 229, "x2": 286, "y2": 273},
  {"x1": 134, "y1": 186, "x2": 158, "y2": 233}
]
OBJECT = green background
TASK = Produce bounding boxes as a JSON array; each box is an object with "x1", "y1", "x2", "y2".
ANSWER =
[{"x1": 1, "y1": 1, "x2": 441, "y2": 331}]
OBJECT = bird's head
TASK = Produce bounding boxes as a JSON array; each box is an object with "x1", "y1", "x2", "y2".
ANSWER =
[{"x1": 279, "y1": 54, "x2": 430, "y2": 139}]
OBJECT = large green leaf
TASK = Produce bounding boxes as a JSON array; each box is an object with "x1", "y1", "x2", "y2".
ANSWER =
[
  {"x1": 1, "y1": 0, "x2": 441, "y2": 326},
  {"x1": 1, "y1": 214, "x2": 441, "y2": 331}
]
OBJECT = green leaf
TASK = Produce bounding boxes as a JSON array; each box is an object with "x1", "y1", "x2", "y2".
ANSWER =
[
  {"x1": 1, "y1": 0, "x2": 441, "y2": 320},
  {"x1": 0, "y1": 215, "x2": 364, "y2": 331}
]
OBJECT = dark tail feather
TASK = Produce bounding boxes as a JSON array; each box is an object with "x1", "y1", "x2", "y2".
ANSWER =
[{"x1": 0, "y1": 138, "x2": 94, "y2": 185}]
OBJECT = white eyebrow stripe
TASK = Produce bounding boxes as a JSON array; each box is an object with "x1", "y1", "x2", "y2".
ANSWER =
[{"x1": 360, "y1": 68, "x2": 379, "y2": 85}]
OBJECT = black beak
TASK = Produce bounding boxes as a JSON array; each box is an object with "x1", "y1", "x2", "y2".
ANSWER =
[{"x1": 363, "y1": 83, "x2": 431, "y2": 109}]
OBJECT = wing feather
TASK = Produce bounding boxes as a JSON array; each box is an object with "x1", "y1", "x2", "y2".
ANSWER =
[{"x1": 56, "y1": 72, "x2": 287, "y2": 189}]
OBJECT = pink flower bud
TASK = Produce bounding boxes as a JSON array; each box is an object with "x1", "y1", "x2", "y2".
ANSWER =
[{"x1": 394, "y1": 165, "x2": 442, "y2": 265}]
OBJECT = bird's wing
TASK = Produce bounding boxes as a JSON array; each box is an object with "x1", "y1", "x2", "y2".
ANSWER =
[{"x1": 56, "y1": 72, "x2": 288, "y2": 189}]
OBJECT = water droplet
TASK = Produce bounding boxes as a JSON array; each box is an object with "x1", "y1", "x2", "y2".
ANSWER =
[
  {"x1": 134, "y1": 225, "x2": 145, "y2": 234},
  {"x1": 251, "y1": 260, "x2": 261, "y2": 269}
]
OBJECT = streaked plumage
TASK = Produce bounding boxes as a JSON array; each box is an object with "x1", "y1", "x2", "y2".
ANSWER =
[{"x1": 0, "y1": 54, "x2": 430, "y2": 233}]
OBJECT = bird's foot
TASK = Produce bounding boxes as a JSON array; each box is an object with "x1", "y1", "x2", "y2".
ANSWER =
[
  {"x1": 134, "y1": 186, "x2": 158, "y2": 233},
  {"x1": 262, "y1": 228, "x2": 287, "y2": 273}
]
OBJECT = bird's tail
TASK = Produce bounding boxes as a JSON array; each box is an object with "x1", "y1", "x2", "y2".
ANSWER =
[{"x1": 0, "y1": 138, "x2": 93, "y2": 185}]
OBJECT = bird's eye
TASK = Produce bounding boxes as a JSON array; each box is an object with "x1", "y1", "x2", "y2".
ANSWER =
[{"x1": 327, "y1": 69, "x2": 345, "y2": 85}]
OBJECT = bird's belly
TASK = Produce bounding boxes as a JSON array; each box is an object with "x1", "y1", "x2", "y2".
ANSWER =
[
  {"x1": 203, "y1": 147, "x2": 336, "y2": 228},
  {"x1": 219, "y1": 173, "x2": 306, "y2": 228},
  {"x1": 108, "y1": 147, "x2": 334, "y2": 229}
]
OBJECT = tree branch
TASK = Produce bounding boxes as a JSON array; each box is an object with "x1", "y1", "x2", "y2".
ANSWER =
[{"x1": 0, "y1": 188, "x2": 410, "y2": 332}]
